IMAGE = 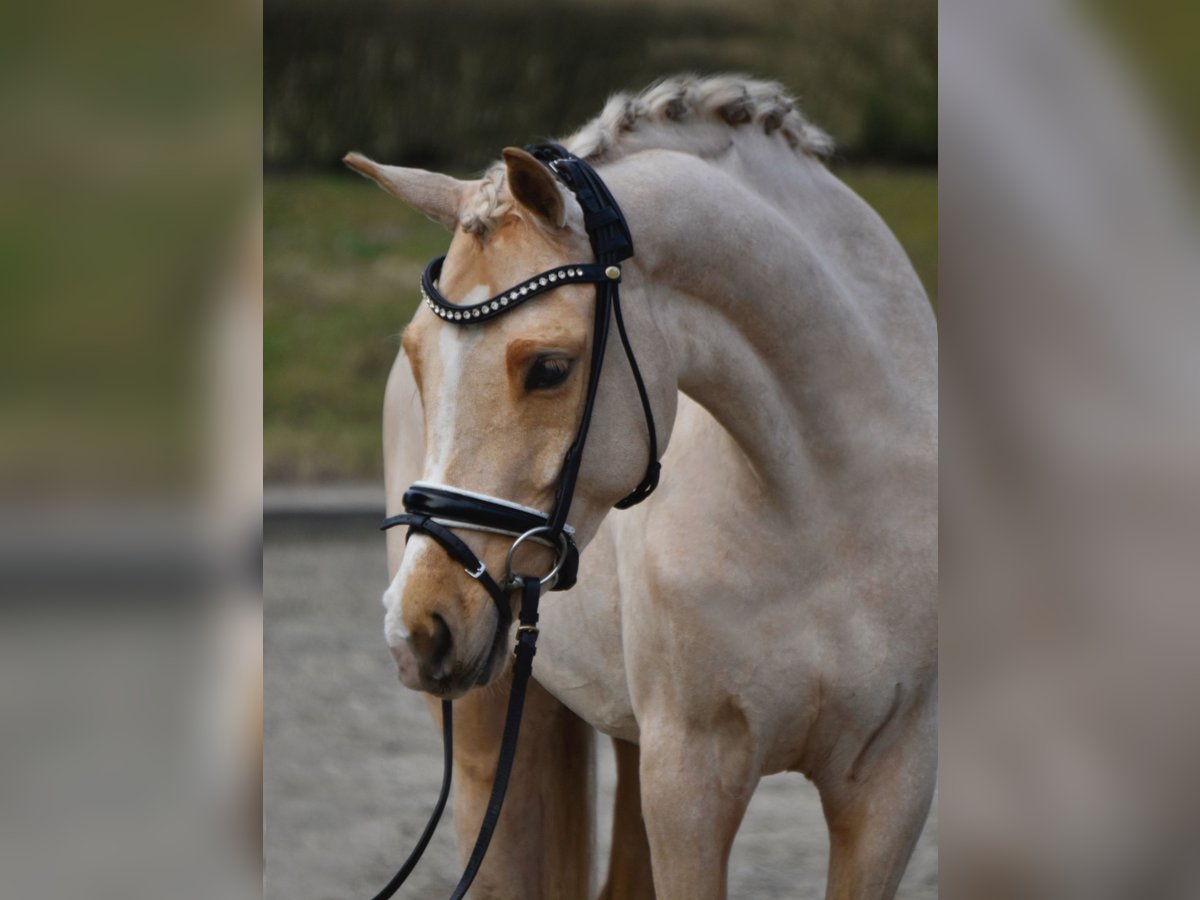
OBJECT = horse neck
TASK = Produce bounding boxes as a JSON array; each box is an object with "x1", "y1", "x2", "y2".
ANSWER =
[{"x1": 607, "y1": 149, "x2": 937, "y2": 511}]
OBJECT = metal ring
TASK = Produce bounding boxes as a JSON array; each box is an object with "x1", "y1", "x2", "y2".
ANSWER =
[{"x1": 504, "y1": 526, "x2": 569, "y2": 588}]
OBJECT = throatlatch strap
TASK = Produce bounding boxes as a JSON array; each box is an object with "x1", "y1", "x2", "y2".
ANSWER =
[{"x1": 610, "y1": 265, "x2": 660, "y2": 508}]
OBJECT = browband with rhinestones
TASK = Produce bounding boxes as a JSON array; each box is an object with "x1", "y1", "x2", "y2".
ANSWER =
[{"x1": 420, "y1": 257, "x2": 622, "y2": 323}]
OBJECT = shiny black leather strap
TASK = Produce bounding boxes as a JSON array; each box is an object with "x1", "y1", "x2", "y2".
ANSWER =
[
  {"x1": 398, "y1": 483, "x2": 573, "y2": 540},
  {"x1": 610, "y1": 284, "x2": 661, "y2": 507},
  {"x1": 547, "y1": 269, "x2": 614, "y2": 532},
  {"x1": 366, "y1": 578, "x2": 540, "y2": 900},
  {"x1": 380, "y1": 513, "x2": 510, "y2": 620},
  {"x1": 449, "y1": 577, "x2": 541, "y2": 900}
]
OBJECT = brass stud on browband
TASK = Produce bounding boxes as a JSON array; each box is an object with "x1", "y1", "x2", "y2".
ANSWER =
[{"x1": 605, "y1": 265, "x2": 621, "y2": 280}]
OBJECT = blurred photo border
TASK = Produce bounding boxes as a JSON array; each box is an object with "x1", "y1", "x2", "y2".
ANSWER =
[{"x1": 0, "y1": 0, "x2": 1198, "y2": 897}]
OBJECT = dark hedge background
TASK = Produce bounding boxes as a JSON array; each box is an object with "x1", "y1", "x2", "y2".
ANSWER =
[{"x1": 264, "y1": 0, "x2": 936, "y2": 172}]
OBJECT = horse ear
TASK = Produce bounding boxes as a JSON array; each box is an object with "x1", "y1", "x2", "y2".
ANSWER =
[
  {"x1": 343, "y1": 152, "x2": 466, "y2": 231},
  {"x1": 501, "y1": 147, "x2": 566, "y2": 228}
]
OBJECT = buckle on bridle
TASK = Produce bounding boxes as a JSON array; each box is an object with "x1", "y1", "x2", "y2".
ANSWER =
[
  {"x1": 464, "y1": 560, "x2": 486, "y2": 579},
  {"x1": 546, "y1": 157, "x2": 568, "y2": 179}
]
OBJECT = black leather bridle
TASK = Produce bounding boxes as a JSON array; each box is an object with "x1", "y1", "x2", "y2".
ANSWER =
[{"x1": 367, "y1": 143, "x2": 659, "y2": 900}]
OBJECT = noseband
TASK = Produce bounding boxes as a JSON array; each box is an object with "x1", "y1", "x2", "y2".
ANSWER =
[{"x1": 368, "y1": 143, "x2": 660, "y2": 900}]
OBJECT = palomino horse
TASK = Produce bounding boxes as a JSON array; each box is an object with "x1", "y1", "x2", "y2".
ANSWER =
[{"x1": 350, "y1": 75, "x2": 937, "y2": 899}]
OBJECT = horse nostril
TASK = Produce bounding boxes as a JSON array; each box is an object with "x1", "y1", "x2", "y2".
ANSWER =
[{"x1": 426, "y1": 614, "x2": 453, "y2": 677}]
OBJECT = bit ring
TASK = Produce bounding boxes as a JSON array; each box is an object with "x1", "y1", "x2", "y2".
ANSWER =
[{"x1": 504, "y1": 526, "x2": 568, "y2": 589}]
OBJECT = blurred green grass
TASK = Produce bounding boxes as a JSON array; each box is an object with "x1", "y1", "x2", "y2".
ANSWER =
[{"x1": 265, "y1": 166, "x2": 936, "y2": 481}]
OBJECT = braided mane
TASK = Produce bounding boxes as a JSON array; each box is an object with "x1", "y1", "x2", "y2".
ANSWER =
[{"x1": 460, "y1": 74, "x2": 833, "y2": 234}]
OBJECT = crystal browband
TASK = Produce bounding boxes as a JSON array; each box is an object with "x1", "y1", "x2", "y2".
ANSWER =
[{"x1": 420, "y1": 256, "x2": 621, "y2": 324}]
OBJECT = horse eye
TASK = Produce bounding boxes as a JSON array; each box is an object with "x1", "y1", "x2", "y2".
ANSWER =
[{"x1": 524, "y1": 356, "x2": 574, "y2": 392}]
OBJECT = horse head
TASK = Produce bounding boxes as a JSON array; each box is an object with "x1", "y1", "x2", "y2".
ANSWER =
[{"x1": 348, "y1": 148, "x2": 666, "y2": 697}]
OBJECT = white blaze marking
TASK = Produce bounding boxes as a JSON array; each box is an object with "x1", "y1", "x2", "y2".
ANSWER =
[
  {"x1": 383, "y1": 535, "x2": 430, "y2": 647},
  {"x1": 423, "y1": 284, "x2": 488, "y2": 483},
  {"x1": 384, "y1": 283, "x2": 492, "y2": 650}
]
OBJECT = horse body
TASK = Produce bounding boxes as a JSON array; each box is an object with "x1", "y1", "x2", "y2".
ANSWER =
[{"x1": 367, "y1": 76, "x2": 935, "y2": 899}]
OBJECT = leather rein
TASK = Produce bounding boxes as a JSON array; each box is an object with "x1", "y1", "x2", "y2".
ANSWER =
[{"x1": 368, "y1": 143, "x2": 659, "y2": 900}]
